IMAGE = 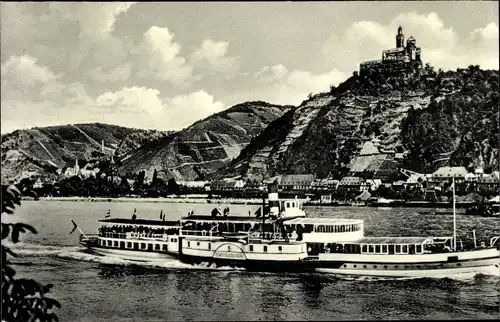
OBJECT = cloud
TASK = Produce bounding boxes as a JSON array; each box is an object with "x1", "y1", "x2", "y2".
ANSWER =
[
  {"x1": 0, "y1": 53, "x2": 225, "y2": 133},
  {"x1": 1, "y1": 55, "x2": 59, "y2": 102},
  {"x1": 87, "y1": 64, "x2": 132, "y2": 83},
  {"x1": 48, "y1": 2, "x2": 136, "y2": 40},
  {"x1": 253, "y1": 65, "x2": 347, "y2": 105},
  {"x1": 164, "y1": 90, "x2": 226, "y2": 129},
  {"x1": 323, "y1": 12, "x2": 499, "y2": 72},
  {"x1": 96, "y1": 87, "x2": 164, "y2": 115},
  {"x1": 92, "y1": 88, "x2": 225, "y2": 130},
  {"x1": 133, "y1": 26, "x2": 193, "y2": 86},
  {"x1": 189, "y1": 39, "x2": 240, "y2": 77}
]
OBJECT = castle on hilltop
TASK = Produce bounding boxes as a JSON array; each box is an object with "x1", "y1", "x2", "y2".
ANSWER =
[{"x1": 359, "y1": 26, "x2": 422, "y2": 76}]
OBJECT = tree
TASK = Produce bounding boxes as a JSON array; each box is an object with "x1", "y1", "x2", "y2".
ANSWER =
[
  {"x1": 167, "y1": 178, "x2": 180, "y2": 196},
  {"x1": 2, "y1": 182, "x2": 60, "y2": 321},
  {"x1": 152, "y1": 169, "x2": 158, "y2": 185}
]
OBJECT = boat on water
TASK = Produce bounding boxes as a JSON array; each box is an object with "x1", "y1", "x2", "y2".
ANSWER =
[{"x1": 76, "y1": 181, "x2": 500, "y2": 277}]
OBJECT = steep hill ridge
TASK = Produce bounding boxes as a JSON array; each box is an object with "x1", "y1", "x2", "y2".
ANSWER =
[
  {"x1": 1, "y1": 123, "x2": 171, "y2": 184},
  {"x1": 118, "y1": 101, "x2": 290, "y2": 181},
  {"x1": 218, "y1": 65, "x2": 499, "y2": 179}
]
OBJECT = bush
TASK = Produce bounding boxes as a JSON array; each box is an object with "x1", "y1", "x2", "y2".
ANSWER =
[{"x1": 2, "y1": 182, "x2": 60, "y2": 321}]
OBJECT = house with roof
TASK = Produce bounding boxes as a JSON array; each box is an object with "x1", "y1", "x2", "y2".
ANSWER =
[
  {"x1": 475, "y1": 173, "x2": 499, "y2": 193},
  {"x1": 311, "y1": 178, "x2": 339, "y2": 192},
  {"x1": 278, "y1": 174, "x2": 315, "y2": 191},
  {"x1": 338, "y1": 176, "x2": 368, "y2": 192}
]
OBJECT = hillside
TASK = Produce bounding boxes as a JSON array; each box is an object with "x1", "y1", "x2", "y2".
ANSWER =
[
  {"x1": 217, "y1": 65, "x2": 499, "y2": 179},
  {"x1": 1, "y1": 123, "x2": 171, "y2": 184},
  {"x1": 118, "y1": 101, "x2": 291, "y2": 181}
]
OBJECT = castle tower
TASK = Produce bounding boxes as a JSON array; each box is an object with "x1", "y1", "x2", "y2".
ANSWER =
[{"x1": 396, "y1": 26, "x2": 405, "y2": 48}]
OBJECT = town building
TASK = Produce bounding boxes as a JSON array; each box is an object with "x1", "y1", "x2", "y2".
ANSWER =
[
  {"x1": 359, "y1": 26, "x2": 422, "y2": 76},
  {"x1": 431, "y1": 166, "x2": 468, "y2": 183},
  {"x1": 278, "y1": 174, "x2": 316, "y2": 192},
  {"x1": 338, "y1": 176, "x2": 366, "y2": 192}
]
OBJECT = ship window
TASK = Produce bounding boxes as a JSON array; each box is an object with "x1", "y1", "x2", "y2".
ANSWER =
[
  {"x1": 187, "y1": 241, "x2": 191, "y2": 247},
  {"x1": 107, "y1": 240, "x2": 112, "y2": 247},
  {"x1": 373, "y1": 265, "x2": 377, "y2": 269},
  {"x1": 208, "y1": 243, "x2": 211, "y2": 251},
  {"x1": 402, "y1": 245, "x2": 408, "y2": 253},
  {"x1": 362, "y1": 245, "x2": 367, "y2": 253},
  {"x1": 353, "y1": 265, "x2": 357, "y2": 268},
  {"x1": 134, "y1": 242, "x2": 139, "y2": 250},
  {"x1": 141, "y1": 243, "x2": 146, "y2": 249},
  {"x1": 382, "y1": 245, "x2": 388, "y2": 253},
  {"x1": 120, "y1": 242, "x2": 125, "y2": 249},
  {"x1": 416, "y1": 245, "x2": 422, "y2": 253},
  {"x1": 264, "y1": 246, "x2": 268, "y2": 252},
  {"x1": 375, "y1": 245, "x2": 381, "y2": 253},
  {"x1": 369, "y1": 245, "x2": 374, "y2": 253},
  {"x1": 127, "y1": 242, "x2": 132, "y2": 248},
  {"x1": 170, "y1": 238, "x2": 174, "y2": 242},
  {"x1": 114, "y1": 241, "x2": 118, "y2": 247},
  {"x1": 278, "y1": 246, "x2": 282, "y2": 252},
  {"x1": 249, "y1": 245, "x2": 254, "y2": 252},
  {"x1": 162, "y1": 245, "x2": 168, "y2": 251},
  {"x1": 197, "y1": 242, "x2": 200, "y2": 246},
  {"x1": 384, "y1": 265, "x2": 388, "y2": 269},
  {"x1": 286, "y1": 202, "x2": 290, "y2": 208},
  {"x1": 394, "y1": 265, "x2": 398, "y2": 269},
  {"x1": 155, "y1": 244, "x2": 160, "y2": 250},
  {"x1": 363, "y1": 265, "x2": 367, "y2": 268},
  {"x1": 228, "y1": 246, "x2": 231, "y2": 251},
  {"x1": 395, "y1": 245, "x2": 401, "y2": 253}
]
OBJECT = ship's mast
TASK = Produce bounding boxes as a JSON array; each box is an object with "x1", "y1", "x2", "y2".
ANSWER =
[{"x1": 452, "y1": 177, "x2": 457, "y2": 251}]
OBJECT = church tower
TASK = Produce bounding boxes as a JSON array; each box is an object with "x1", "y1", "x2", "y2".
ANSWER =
[{"x1": 396, "y1": 26, "x2": 405, "y2": 48}]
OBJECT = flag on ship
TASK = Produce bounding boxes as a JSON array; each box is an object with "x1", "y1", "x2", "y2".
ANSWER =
[
  {"x1": 160, "y1": 210, "x2": 163, "y2": 219},
  {"x1": 69, "y1": 219, "x2": 78, "y2": 235},
  {"x1": 105, "y1": 209, "x2": 111, "y2": 218}
]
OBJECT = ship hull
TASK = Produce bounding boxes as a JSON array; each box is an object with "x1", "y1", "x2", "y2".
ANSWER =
[
  {"x1": 315, "y1": 249, "x2": 500, "y2": 277},
  {"x1": 87, "y1": 246, "x2": 178, "y2": 263},
  {"x1": 179, "y1": 253, "x2": 315, "y2": 272}
]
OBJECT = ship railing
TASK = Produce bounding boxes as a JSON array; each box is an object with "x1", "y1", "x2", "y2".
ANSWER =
[
  {"x1": 99, "y1": 232, "x2": 170, "y2": 240},
  {"x1": 79, "y1": 234, "x2": 98, "y2": 242},
  {"x1": 127, "y1": 232, "x2": 169, "y2": 240},
  {"x1": 181, "y1": 229, "x2": 216, "y2": 237},
  {"x1": 248, "y1": 232, "x2": 289, "y2": 241}
]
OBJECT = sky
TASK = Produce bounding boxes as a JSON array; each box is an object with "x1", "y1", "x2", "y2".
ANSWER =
[{"x1": 1, "y1": 1, "x2": 498, "y2": 134}]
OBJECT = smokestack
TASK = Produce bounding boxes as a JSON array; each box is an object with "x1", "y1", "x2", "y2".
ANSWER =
[{"x1": 268, "y1": 181, "x2": 279, "y2": 215}]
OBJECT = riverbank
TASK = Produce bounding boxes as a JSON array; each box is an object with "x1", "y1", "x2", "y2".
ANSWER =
[{"x1": 32, "y1": 196, "x2": 264, "y2": 205}]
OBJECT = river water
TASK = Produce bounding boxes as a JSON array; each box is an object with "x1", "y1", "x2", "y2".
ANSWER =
[{"x1": 4, "y1": 200, "x2": 499, "y2": 321}]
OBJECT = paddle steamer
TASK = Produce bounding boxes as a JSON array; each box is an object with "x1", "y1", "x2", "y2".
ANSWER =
[{"x1": 77, "y1": 181, "x2": 500, "y2": 276}]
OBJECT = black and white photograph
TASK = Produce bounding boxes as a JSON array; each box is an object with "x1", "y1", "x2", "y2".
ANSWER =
[{"x1": 1, "y1": 1, "x2": 499, "y2": 321}]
